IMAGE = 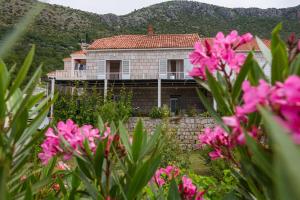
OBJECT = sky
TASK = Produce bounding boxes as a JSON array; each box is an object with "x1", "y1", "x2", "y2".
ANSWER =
[{"x1": 40, "y1": 0, "x2": 300, "y2": 15}]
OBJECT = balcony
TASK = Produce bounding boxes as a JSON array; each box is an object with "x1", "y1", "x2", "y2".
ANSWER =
[{"x1": 53, "y1": 71, "x2": 189, "y2": 81}]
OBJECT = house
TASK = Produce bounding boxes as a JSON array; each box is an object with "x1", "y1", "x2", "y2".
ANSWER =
[{"x1": 48, "y1": 26, "x2": 270, "y2": 115}]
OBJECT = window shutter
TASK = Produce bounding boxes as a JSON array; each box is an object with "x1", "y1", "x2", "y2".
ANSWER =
[
  {"x1": 159, "y1": 59, "x2": 167, "y2": 79},
  {"x1": 122, "y1": 60, "x2": 130, "y2": 79},
  {"x1": 96, "y1": 60, "x2": 106, "y2": 80},
  {"x1": 184, "y1": 58, "x2": 193, "y2": 79}
]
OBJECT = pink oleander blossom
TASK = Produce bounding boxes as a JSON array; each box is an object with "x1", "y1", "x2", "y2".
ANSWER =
[
  {"x1": 237, "y1": 80, "x2": 271, "y2": 115},
  {"x1": 189, "y1": 30, "x2": 253, "y2": 79},
  {"x1": 39, "y1": 120, "x2": 102, "y2": 165},
  {"x1": 226, "y1": 76, "x2": 300, "y2": 145},
  {"x1": 179, "y1": 176, "x2": 197, "y2": 200},
  {"x1": 152, "y1": 165, "x2": 180, "y2": 186},
  {"x1": 198, "y1": 126, "x2": 232, "y2": 160}
]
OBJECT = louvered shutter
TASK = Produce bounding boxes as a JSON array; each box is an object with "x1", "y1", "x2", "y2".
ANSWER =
[
  {"x1": 159, "y1": 59, "x2": 167, "y2": 79},
  {"x1": 96, "y1": 60, "x2": 106, "y2": 80},
  {"x1": 122, "y1": 60, "x2": 130, "y2": 79},
  {"x1": 184, "y1": 58, "x2": 193, "y2": 79}
]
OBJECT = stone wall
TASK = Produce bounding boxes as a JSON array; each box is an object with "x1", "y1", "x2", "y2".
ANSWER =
[{"x1": 126, "y1": 117, "x2": 215, "y2": 150}]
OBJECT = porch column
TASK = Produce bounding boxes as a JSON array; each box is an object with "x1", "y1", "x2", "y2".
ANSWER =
[
  {"x1": 158, "y1": 78, "x2": 161, "y2": 108},
  {"x1": 104, "y1": 79, "x2": 108, "y2": 100},
  {"x1": 50, "y1": 78, "x2": 55, "y2": 120}
]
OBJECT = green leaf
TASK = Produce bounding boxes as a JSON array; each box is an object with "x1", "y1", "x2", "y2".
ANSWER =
[
  {"x1": 271, "y1": 23, "x2": 282, "y2": 51},
  {"x1": 0, "y1": 163, "x2": 9, "y2": 200},
  {"x1": 10, "y1": 107, "x2": 28, "y2": 144},
  {"x1": 259, "y1": 107, "x2": 300, "y2": 198},
  {"x1": 205, "y1": 68, "x2": 232, "y2": 114},
  {"x1": 127, "y1": 154, "x2": 161, "y2": 200},
  {"x1": 232, "y1": 53, "x2": 252, "y2": 102},
  {"x1": 24, "y1": 181, "x2": 33, "y2": 200},
  {"x1": 7, "y1": 45, "x2": 35, "y2": 100},
  {"x1": 97, "y1": 116, "x2": 105, "y2": 132},
  {"x1": 22, "y1": 64, "x2": 42, "y2": 96},
  {"x1": 256, "y1": 37, "x2": 272, "y2": 64},
  {"x1": 118, "y1": 121, "x2": 133, "y2": 160},
  {"x1": 76, "y1": 157, "x2": 93, "y2": 180},
  {"x1": 132, "y1": 119, "x2": 144, "y2": 162},
  {"x1": 77, "y1": 169, "x2": 101, "y2": 200},
  {"x1": 289, "y1": 54, "x2": 300, "y2": 75},
  {"x1": 140, "y1": 125, "x2": 162, "y2": 158},
  {"x1": 57, "y1": 177, "x2": 67, "y2": 196},
  {"x1": 94, "y1": 141, "x2": 105, "y2": 178},
  {"x1": 0, "y1": 60, "x2": 9, "y2": 118},
  {"x1": 248, "y1": 59, "x2": 268, "y2": 85},
  {"x1": 271, "y1": 44, "x2": 288, "y2": 84},
  {"x1": 245, "y1": 132, "x2": 273, "y2": 180},
  {"x1": 168, "y1": 179, "x2": 181, "y2": 200}
]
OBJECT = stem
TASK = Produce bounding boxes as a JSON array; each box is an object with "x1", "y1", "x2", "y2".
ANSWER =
[
  {"x1": 105, "y1": 158, "x2": 110, "y2": 197},
  {"x1": 219, "y1": 62, "x2": 233, "y2": 92}
]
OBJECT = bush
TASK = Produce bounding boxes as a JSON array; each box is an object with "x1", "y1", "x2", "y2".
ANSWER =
[
  {"x1": 149, "y1": 105, "x2": 170, "y2": 119},
  {"x1": 54, "y1": 84, "x2": 132, "y2": 125},
  {"x1": 159, "y1": 118, "x2": 190, "y2": 169}
]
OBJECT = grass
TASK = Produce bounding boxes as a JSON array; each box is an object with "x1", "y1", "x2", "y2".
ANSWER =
[{"x1": 188, "y1": 150, "x2": 210, "y2": 175}]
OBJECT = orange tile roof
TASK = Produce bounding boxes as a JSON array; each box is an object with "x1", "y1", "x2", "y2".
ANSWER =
[
  {"x1": 200, "y1": 38, "x2": 271, "y2": 51},
  {"x1": 63, "y1": 57, "x2": 72, "y2": 61},
  {"x1": 71, "y1": 50, "x2": 87, "y2": 55},
  {"x1": 88, "y1": 34, "x2": 201, "y2": 50}
]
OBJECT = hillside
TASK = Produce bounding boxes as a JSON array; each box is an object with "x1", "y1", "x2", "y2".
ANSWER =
[{"x1": 0, "y1": 0, "x2": 299, "y2": 75}]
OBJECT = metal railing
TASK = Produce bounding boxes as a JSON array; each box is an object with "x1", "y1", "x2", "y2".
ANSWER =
[{"x1": 54, "y1": 70, "x2": 191, "y2": 80}]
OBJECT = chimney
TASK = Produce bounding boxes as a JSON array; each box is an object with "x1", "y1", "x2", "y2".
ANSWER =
[{"x1": 147, "y1": 24, "x2": 154, "y2": 36}]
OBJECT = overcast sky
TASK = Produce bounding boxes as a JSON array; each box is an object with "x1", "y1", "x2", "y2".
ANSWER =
[{"x1": 41, "y1": 0, "x2": 300, "y2": 15}]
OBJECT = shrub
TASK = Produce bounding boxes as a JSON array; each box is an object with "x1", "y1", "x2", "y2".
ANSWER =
[
  {"x1": 149, "y1": 105, "x2": 170, "y2": 119},
  {"x1": 54, "y1": 85, "x2": 132, "y2": 125},
  {"x1": 160, "y1": 118, "x2": 190, "y2": 169},
  {"x1": 193, "y1": 25, "x2": 300, "y2": 199}
]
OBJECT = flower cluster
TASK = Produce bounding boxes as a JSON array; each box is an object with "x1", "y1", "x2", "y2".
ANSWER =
[
  {"x1": 179, "y1": 176, "x2": 205, "y2": 200},
  {"x1": 38, "y1": 119, "x2": 110, "y2": 165},
  {"x1": 199, "y1": 76, "x2": 300, "y2": 160},
  {"x1": 198, "y1": 126, "x2": 232, "y2": 160},
  {"x1": 240, "y1": 76, "x2": 300, "y2": 143},
  {"x1": 152, "y1": 166, "x2": 205, "y2": 200},
  {"x1": 189, "y1": 30, "x2": 253, "y2": 80},
  {"x1": 153, "y1": 165, "x2": 180, "y2": 186}
]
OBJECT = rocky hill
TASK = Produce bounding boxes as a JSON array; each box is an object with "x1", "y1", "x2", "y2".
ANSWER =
[{"x1": 0, "y1": 0, "x2": 299, "y2": 75}]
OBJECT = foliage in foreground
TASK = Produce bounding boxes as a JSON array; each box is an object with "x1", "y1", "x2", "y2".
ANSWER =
[
  {"x1": 191, "y1": 24, "x2": 300, "y2": 199},
  {"x1": 0, "y1": 46, "x2": 57, "y2": 199}
]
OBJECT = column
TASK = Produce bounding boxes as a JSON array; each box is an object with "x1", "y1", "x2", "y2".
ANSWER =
[
  {"x1": 50, "y1": 78, "x2": 55, "y2": 120},
  {"x1": 104, "y1": 79, "x2": 108, "y2": 100},
  {"x1": 158, "y1": 78, "x2": 161, "y2": 108}
]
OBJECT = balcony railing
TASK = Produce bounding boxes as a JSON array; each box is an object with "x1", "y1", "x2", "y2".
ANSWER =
[{"x1": 54, "y1": 70, "x2": 191, "y2": 80}]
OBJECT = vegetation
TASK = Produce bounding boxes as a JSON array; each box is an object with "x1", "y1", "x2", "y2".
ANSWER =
[
  {"x1": 192, "y1": 24, "x2": 300, "y2": 199},
  {"x1": 1, "y1": 0, "x2": 299, "y2": 78},
  {"x1": 1, "y1": 1, "x2": 300, "y2": 199},
  {"x1": 54, "y1": 83, "x2": 132, "y2": 125},
  {"x1": 149, "y1": 105, "x2": 170, "y2": 119}
]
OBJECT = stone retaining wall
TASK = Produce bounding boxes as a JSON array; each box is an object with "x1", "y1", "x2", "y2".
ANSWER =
[{"x1": 126, "y1": 117, "x2": 215, "y2": 150}]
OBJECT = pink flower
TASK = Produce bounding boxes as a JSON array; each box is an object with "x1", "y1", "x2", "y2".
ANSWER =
[
  {"x1": 189, "y1": 30, "x2": 252, "y2": 80},
  {"x1": 195, "y1": 190, "x2": 205, "y2": 200},
  {"x1": 152, "y1": 165, "x2": 180, "y2": 186},
  {"x1": 238, "y1": 80, "x2": 271, "y2": 115},
  {"x1": 198, "y1": 126, "x2": 232, "y2": 160},
  {"x1": 39, "y1": 120, "x2": 103, "y2": 165},
  {"x1": 239, "y1": 33, "x2": 253, "y2": 45},
  {"x1": 179, "y1": 176, "x2": 197, "y2": 200}
]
